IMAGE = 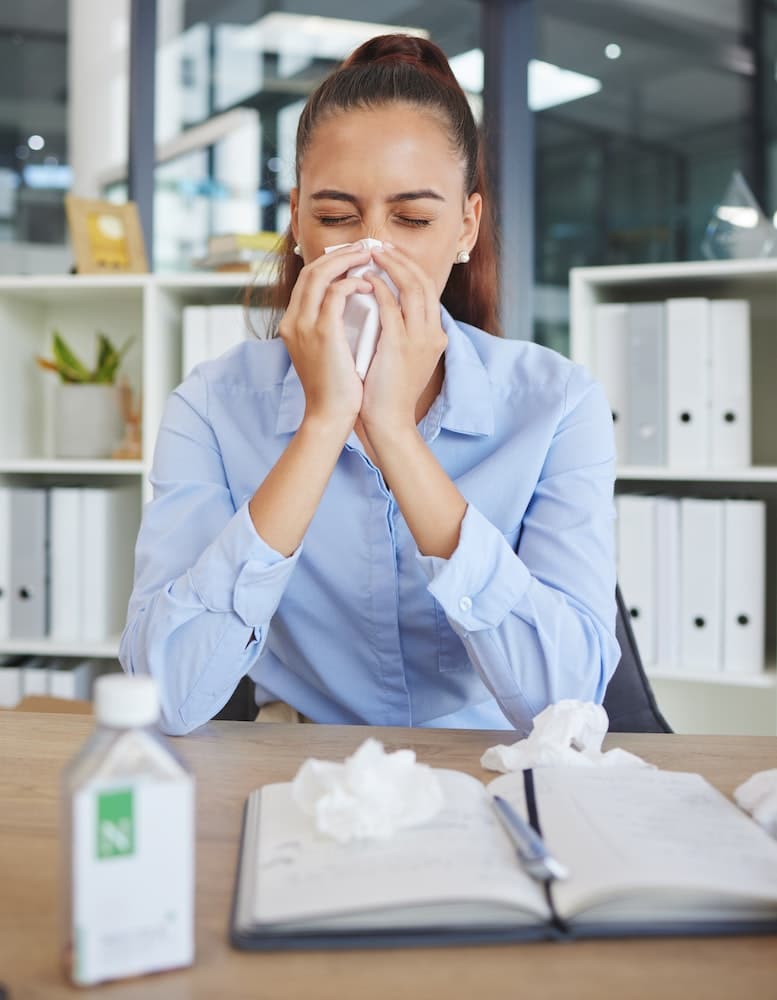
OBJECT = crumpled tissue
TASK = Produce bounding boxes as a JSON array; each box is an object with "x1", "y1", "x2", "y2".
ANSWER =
[
  {"x1": 480, "y1": 700, "x2": 653, "y2": 772},
  {"x1": 734, "y1": 769, "x2": 777, "y2": 838},
  {"x1": 291, "y1": 737, "x2": 444, "y2": 843},
  {"x1": 324, "y1": 238, "x2": 399, "y2": 379}
]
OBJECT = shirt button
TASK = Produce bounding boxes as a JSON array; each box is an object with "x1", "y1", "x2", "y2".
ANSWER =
[{"x1": 459, "y1": 596, "x2": 473, "y2": 613}]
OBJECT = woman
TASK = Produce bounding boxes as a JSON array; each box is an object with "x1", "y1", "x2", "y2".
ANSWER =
[{"x1": 120, "y1": 34, "x2": 620, "y2": 735}]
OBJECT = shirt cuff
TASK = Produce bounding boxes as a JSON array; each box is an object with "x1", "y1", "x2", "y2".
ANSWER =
[
  {"x1": 416, "y1": 504, "x2": 530, "y2": 632},
  {"x1": 187, "y1": 500, "x2": 301, "y2": 627}
]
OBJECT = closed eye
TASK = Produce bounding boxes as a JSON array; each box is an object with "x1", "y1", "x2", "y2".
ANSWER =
[
  {"x1": 317, "y1": 215, "x2": 357, "y2": 226},
  {"x1": 397, "y1": 217, "x2": 432, "y2": 227}
]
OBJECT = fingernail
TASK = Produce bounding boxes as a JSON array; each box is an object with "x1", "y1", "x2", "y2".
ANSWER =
[{"x1": 383, "y1": 241, "x2": 395, "y2": 249}]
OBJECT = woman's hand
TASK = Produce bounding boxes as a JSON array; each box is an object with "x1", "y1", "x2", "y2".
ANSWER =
[
  {"x1": 359, "y1": 244, "x2": 447, "y2": 439},
  {"x1": 278, "y1": 244, "x2": 372, "y2": 433}
]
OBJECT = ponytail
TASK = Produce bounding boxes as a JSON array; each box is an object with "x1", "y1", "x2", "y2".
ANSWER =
[{"x1": 260, "y1": 33, "x2": 501, "y2": 337}]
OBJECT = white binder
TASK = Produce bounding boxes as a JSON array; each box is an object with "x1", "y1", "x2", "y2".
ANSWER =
[
  {"x1": 709, "y1": 300, "x2": 751, "y2": 468},
  {"x1": 593, "y1": 303, "x2": 629, "y2": 464},
  {"x1": 654, "y1": 496, "x2": 681, "y2": 668},
  {"x1": 22, "y1": 656, "x2": 49, "y2": 695},
  {"x1": 722, "y1": 499, "x2": 765, "y2": 674},
  {"x1": 208, "y1": 304, "x2": 248, "y2": 357},
  {"x1": 0, "y1": 485, "x2": 10, "y2": 639},
  {"x1": 679, "y1": 498, "x2": 724, "y2": 672},
  {"x1": 49, "y1": 487, "x2": 83, "y2": 641},
  {"x1": 182, "y1": 305, "x2": 210, "y2": 379},
  {"x1": 49, "y1": 659, "x2": 98, "y2": 700},
  {"x1": 81, "y1": 487, "x2": 137, "y2": 642},
  {"x1": 0, "y1": 663, "x2": 22, "y2": 707},
  {"x1": 627, "y1": 303, "x2": 666, "y2": 466},
  {"x1": 616, "y1": 495, "x2": 657, "y2": 666},
  {"x1": 9, "y1": 487, "x2": 49, "y2": 638},
  {"x1": 666, "y1": 298, "x2": 710, "y2": 468}
]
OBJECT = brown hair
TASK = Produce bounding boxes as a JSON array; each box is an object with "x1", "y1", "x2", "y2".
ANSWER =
[{"x1": 255, "y1": 33, "x2": 501, "y2": 337}]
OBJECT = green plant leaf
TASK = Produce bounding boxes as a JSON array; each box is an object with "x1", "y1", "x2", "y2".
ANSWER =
[
  {"x1": 93, "y1": 332, "x2": 134, "y2": 383},
  {"x1": 39, "y1": 330, "x2": 133, "y2": 384},
  {"x1": 52, "y1": 333, "x2": 91, "y2": 382}
]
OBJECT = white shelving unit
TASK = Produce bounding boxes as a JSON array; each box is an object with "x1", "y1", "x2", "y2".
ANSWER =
[
  {"x1": 0, "y1": 272, "x2": 264, "y2": 667},
  {"x1": 571, "y1": 259, "x2": 777, "y2": 735}
]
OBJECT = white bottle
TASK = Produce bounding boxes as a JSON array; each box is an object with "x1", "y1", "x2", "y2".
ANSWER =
[{"x1": 61, "y1": 674, "x2": 195, "y2": 986}]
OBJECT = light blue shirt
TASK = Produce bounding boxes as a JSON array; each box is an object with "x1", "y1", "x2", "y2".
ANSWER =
[{"x1": 120, "y1": 308, "x2": 620, "y2": 736}]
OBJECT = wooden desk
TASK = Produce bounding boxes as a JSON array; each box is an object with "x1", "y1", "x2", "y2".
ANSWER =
[{"x1": 2, "y1": 715, "x2": 777, "y2": 1000}]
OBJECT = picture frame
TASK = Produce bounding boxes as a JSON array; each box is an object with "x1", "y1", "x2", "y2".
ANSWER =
[{"x1": 65, "y1": 195, "x2": 148, "y2": 274}]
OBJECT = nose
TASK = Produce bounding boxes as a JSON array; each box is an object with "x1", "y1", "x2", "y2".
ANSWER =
[{"x1": 360, "y1": 212, "x2": 390, "y2": 243}]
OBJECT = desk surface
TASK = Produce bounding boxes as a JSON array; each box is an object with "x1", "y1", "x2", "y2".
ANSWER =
[{"x1": 2, "y1": 714, "x2": 777, "y2": 1000}]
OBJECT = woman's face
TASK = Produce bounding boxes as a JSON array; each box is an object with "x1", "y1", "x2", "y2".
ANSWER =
[{"x1": 290, "y1": 103, "x2": 482, "y2": 296}]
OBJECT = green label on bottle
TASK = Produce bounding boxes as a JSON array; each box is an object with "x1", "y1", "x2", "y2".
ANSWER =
[{"x1": 96, "y1": 789, "x2": 134, "y2": 859}]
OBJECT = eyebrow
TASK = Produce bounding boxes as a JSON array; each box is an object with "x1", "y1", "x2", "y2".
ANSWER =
[{"x1": 310, "y1": 188, "x2": 446, "y2": 204}]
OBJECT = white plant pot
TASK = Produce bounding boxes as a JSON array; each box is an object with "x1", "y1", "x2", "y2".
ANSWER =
[{"x1": 54, "y1": 383, "x2": 124, "y2": 460}]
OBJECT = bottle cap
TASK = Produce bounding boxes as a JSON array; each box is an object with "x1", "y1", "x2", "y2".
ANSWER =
[{"x1": 94, "y1": 674, "x2": 160, "y2": 729}]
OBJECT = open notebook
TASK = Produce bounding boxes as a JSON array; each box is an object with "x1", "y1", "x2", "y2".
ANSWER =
[{"x1": 230, "y1": 765, "x2": 777, "y2": 950}]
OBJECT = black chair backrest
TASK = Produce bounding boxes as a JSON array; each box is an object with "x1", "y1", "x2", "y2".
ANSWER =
[{"x1": 603, "y1": 584, "x2": 672, "y2": 733}]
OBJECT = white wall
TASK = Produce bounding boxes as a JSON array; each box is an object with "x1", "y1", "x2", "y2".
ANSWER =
[{"x1": 68, "y1": 0, "x2": 130, "y2": 198}]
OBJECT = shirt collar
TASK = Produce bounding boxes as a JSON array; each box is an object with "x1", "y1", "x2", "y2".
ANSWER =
[{"x1": 275, "y1": 305, "x2": 494, "y2": 438}]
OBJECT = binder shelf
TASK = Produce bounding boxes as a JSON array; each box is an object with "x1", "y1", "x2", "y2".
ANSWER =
[
  {"x1": 0, "y1": 273, "x2": 267, "y2": 697},
  {"x1": 572, "y1": 260, "x2": 777, "y2": 736}
]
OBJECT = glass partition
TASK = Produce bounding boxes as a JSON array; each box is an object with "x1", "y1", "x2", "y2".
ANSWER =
[
  {"x1": 534, "y1": 0, "x2": 753, "y2": 351},
  {"x1": 152, "y1": 1, "x2": 481, "y2": 272},
  {"x1": 0, "y1": 3, "x2": 70, "y2": 273}
]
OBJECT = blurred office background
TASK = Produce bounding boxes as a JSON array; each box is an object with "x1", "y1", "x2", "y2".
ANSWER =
[{"x1": 2, "y1": 0, "x2": 776, "y2": 348}]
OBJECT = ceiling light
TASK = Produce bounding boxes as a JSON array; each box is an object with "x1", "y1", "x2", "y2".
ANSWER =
[
  {"x1": 448, "y1": 50, "x2": 601, "y2": 111},
  {"x1": 605, "y1": 43, "x2": 622, "y2": 60},
  {"x1": 449, "y1": 48, "x2": 484, "y2": 94},
  {"x1": 529, "y1": 60, "x2": 601, "y2": 110},
  {"x1": 27, "y1": 134, "x2": 45, "y2": 151}
]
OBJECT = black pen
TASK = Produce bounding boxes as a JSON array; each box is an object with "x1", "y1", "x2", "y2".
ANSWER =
[{"x1": 491, "y1": 794, "x2": 569, "y2": 883}]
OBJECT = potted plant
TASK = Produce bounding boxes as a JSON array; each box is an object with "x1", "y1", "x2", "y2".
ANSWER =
[{"x1": 37, "y1": 331, "x2": 134, "y2": 459}]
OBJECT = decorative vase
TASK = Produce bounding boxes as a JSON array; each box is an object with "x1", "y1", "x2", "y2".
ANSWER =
[{"x1": 53, "y1": 383, "x2": 124, "y2": 459}]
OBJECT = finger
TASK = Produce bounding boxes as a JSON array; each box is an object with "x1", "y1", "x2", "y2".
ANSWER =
[
  {"x1": 366, "y1": 274, "x2": 404, "y2": 335},
  {"x1": 293, "y1": 246, "x2": 373, "y2": 329},
  {"x1": 371, "y1": 246, "x2": 434, "y2": 324},
  {"x1": 317, "y1": 276, "x2": 373, "y2": 327}
]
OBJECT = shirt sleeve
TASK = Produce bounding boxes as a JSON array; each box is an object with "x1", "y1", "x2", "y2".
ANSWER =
[
  {"x1": 119, "y1": 371, "x2": 301, "y2": 735},
  {"x1": 416, "y1": 366, "x2": 620, "y2": 734}
]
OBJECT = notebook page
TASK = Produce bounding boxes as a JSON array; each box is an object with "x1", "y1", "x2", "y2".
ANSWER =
[
  {"x1": 250, "y1": 769, "x2": 548, "y2": 929},
  {"x1": 489, "y1": 767, "x2": 777, "y2": 923}
]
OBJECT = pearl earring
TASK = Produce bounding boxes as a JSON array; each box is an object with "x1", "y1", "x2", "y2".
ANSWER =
[
  {"x1": 293, "y1": 244, "x2": 302, "y2": 257},
  {"x1": 455, "y1": 249, "x2": 470, "y2": 264}
]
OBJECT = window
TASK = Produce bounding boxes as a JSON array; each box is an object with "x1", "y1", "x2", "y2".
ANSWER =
[
  {"x1": 152, "y1": 1, "x2": 480, "y2": 271},
  {"x1": 535, "y1": 0, "x2": 754, "y2": 351},
  {"x1": 0, "y1": 2, "x2": 70, "y2": 273}
]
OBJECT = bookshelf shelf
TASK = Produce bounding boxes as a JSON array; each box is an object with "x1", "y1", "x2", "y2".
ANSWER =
[
  {"x1": 0, "y1": 273, "x2": 260, "y2": 692},
  {"x1": 0, "y1": 459, "x2": 145, "y2": 475},
  {"x1": 618, "y1": 466, "x2": 777, "y2": 483},
  {"x1": 647, "y1": 667, "x2": 777, "y2": 688},
  {"x1": 572, "y1": 259, "x2": 777, "y2": 736},
  {"x1": 0, "y1": 636, "x2": 121, "y2": 658}
]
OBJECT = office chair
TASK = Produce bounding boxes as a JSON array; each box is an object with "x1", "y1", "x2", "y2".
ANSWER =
[
  {"x1": 603, "y1": 584, "x2": 672, "y2": 733},
  {"x1": 215, "y1": 584, "x2": 672, "y2": 731}
]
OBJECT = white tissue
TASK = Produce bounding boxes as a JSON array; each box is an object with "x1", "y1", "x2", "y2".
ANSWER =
[
  {"x1": 324, "y1": 238, "x2": 399, "y2": 379},
  {"x1": 291, "y1": 737, "x2": 444, "y2": 843},
  {"x1": 734, "y1": 769, "x2": 777, "y2": 838},
  {"x1": 480, "y1": 700, "x2": 653, "y2": 772}
]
